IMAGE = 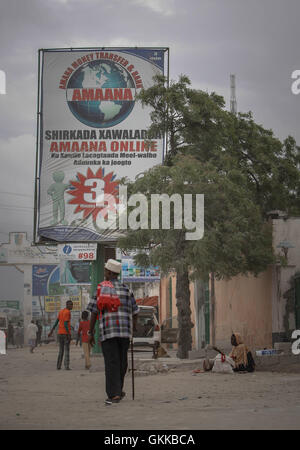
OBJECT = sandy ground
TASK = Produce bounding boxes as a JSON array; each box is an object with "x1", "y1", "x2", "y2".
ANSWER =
[{"x1": 1, "y1": 342, "x2": 300, "y2": 430}]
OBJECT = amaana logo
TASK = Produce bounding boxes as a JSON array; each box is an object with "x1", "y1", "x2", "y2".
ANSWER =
[
  {"x1": 66, "y1": 59, "x2": 136, "y2": 128},
  {"x1": 0, "y1": 70, "x2": 6, "y2": 95}
]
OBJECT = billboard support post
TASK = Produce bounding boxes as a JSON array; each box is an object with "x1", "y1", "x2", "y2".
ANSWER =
[{"x1": 90, "y1": 244, "x2": 104, "y2": 354}]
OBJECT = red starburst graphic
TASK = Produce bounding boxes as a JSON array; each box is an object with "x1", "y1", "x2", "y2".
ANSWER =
[{"x1": 68, "y1": 168, "x2": 119, "y2": 222}]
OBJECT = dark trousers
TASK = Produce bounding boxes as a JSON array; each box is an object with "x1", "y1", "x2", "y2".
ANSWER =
[
  {"x1": 57, "y1": 334, "x2": 70, "y2": 369},
  {"x1": 101, "y1": 337, "x2": 130, "y2": 399}
]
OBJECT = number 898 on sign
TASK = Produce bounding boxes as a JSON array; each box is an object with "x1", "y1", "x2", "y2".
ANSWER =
[{"x1": 78, "y1": 252, "x2": 95, "y2": 260}]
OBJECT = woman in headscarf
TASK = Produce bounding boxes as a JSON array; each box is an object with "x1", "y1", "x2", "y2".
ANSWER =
[{"x1": 229, "y1": 333, "x2": 255, "y2": 372}]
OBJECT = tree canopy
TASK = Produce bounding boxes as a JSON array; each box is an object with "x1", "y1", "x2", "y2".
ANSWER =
[
  {"x1": 117, "y1": 74, "x2": 300, "y2": 357},
  {"x1": 139, "y1": 74, "x2": 300, "y2": 215}
]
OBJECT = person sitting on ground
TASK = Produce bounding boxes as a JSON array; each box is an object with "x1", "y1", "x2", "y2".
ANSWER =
[{"x1": 229, "y1": 332, "x2": 255, "y2": 372}]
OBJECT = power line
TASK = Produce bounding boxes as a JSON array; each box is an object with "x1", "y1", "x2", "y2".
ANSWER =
[
  {"x1": 0, "y1": 190, "x2": 32, "y2": 198},
  {"x1": 0, "y1": 204, "x2": 33, "y2": 211}
]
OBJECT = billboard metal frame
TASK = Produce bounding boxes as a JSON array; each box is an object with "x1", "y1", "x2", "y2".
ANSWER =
[{"x1": 34, "y1": 47, "x2": 169, "y2": 245}]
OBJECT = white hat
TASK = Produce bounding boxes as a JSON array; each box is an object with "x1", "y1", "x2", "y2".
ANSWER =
[{"x1": 104, "y1": 259, "x2": 122, "y2": 274}]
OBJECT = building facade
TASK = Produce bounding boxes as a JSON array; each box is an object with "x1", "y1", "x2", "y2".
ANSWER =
[{"x1": 159, "y1": 215, "x2": 300, "y2": 353}]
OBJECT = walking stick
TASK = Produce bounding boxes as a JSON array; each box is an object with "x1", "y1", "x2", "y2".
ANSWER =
[{"x1": 131, "y1": 336, "x2": 135, "y2": 400}]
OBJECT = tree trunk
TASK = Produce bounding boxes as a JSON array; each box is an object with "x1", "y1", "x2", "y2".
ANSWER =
[{"x1": 176, "y1": 269, "x2": 193, "y2": 359}]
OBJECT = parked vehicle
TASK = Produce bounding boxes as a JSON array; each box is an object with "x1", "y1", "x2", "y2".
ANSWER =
[{"x1": 133, "y1": 306, "x2": 161, "y2": 355}]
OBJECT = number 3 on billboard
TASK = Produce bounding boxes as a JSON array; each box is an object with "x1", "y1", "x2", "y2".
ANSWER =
[{"x1": 83, "y1": 179, "x2": 105, "y2": 205}]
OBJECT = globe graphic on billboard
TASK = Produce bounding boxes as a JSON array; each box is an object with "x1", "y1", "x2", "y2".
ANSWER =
[{"x1": 67, "y1": 60, "x2": 136, "y2": 128}]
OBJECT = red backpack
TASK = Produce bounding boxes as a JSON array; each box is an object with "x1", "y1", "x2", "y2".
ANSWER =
[{"x1": 96, "y1": 281, "x2": 121, "y2": 313}]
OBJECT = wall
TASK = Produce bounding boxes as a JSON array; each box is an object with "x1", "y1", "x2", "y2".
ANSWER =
[
  {"x1": 157, "y1": 218, "x2": 300, "y2": 351},
  {"x1": 214, "y1": 268, "x2": 273, "y2": 351},
  {"x1": 159, "y1": 273, "x2": 197, "y2": 349},
  {"x1": 130, "y1": 282, "x2": 160, "y2": 303},
  {"x1": 213, "y1": 217, "x2": 300, "y2": 350},
  {"x1": 272, "y1": 217, "x2": 300, "y2": 341},
  {"x1": 193, "y1": 279, "x2": 207, "y2": 349},
  {"x1": 159, "y1": 273, "x2": 176, "y2": 326},
  {"x1": 0, "y1": 265, "x2": 24, "y2": 320}
]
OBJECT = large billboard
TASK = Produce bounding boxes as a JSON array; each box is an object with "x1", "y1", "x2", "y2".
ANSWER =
[
  {"x1": 35, "y1": 47, "x2": 168, "y2": 243},
  {"x1": 32, "y1": 263, "x2": 91, "y2": 294},
  {"x1": 32, "y1": 264, "x2": 61, "y2": 296}
]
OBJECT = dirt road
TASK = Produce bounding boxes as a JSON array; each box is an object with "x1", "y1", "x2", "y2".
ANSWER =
[{"x1": 1, "y1": 343, "x2": 300, "y2": 430}]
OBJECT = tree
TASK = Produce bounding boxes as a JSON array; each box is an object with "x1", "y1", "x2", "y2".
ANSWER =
[
  {"x1": 139, "y1": 75, "x2": 300, "y2": 216},
  {"x1": 118, "y1": 155, "x2": 274, "y2": 358},
  {"x1": 229, "y1": 113, "x2": 300, "y2": 216},
  {"x1": 138, "y1": 74, "x2": 230, "y2": 165},
  {"x1": 118, "y1": 74, "x2": 300, "y2": 357}
]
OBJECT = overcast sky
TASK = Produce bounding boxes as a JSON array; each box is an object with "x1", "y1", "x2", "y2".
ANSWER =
[{"x1": 0, "y1": 0, "x2": 300, "y2": 243}]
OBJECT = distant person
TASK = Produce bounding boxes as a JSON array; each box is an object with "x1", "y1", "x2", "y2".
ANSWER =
[
  {"x1": 48, "y1": 300, "x2": 73, "y2": 370},
  {"x1": 27, "y1": 320, "x2": 38, "y2": 353},
  {"x1": 74, "y1": 318, "x2": 82, "y2": 347},
  {"x1": 36, "y1": 321, "x2": 42, "y2": 347},
  {"x1": 76, "y1": 311, "x2": 91, "y2": 369},
  {"x1": 14, "y1": 322, "x2": 23, "y2": 348},
  {"x1": 7, "y1": 322, "x2": 14, "y2": 346}
]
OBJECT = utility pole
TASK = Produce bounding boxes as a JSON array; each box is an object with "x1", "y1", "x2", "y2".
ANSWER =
[{"x1": 230, "y1": 74, "x2": 237, "y2": 115}]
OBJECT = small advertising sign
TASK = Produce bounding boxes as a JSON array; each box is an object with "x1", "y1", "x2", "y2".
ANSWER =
[
  {"x1": 69, "y1": 295, "x2": 81, "y2": 311},
  {"x1": 58, "y1": 243, "x2": 97, "y2": 260},
  {"x1": 0, "y1": 300, "x2": 20, "y2": 310},
  {"x1": 121, "y1": 255, "x2": 160, "y2": 283},
  {"x1": 44, "y1": 296, "x2": 61, "y2": 312}
]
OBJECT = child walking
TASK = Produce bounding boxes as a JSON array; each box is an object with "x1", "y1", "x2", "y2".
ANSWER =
[{"x1": 76, "y1": 311, "x2": 91, "y2": 369}]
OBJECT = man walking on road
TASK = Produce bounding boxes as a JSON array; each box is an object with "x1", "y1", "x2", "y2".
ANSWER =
[
  {"x1": 87, "y1": 259, "x2": 139, "y2": 405},
  {"x1": 48, "y1": 300, "x2": 73, "y2": 370},
  {"x1": 27, "y1": 320, "x2": 38, "y2": 353},
  {"x1": 35, "y1": 321, "x2": 42, "y2": 347}
]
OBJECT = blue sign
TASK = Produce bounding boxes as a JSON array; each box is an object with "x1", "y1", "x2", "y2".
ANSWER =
[{"x1": 32, "y1": 265, "x2": 59, "y2": 296}]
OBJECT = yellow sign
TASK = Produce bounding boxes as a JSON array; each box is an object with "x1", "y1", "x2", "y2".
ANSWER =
[{"x1": 44, "y1": 296, "x2": 61, "y2": 312}]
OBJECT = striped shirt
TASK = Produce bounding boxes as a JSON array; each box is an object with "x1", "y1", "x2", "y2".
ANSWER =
[{"x1": 87, "y1": 280, "x2": 139, "y2": 342}]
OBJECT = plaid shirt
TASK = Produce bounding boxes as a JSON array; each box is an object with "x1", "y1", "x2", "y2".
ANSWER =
[{"x1": 87, "y1": 280, "x2": 139, "y2": 342}]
